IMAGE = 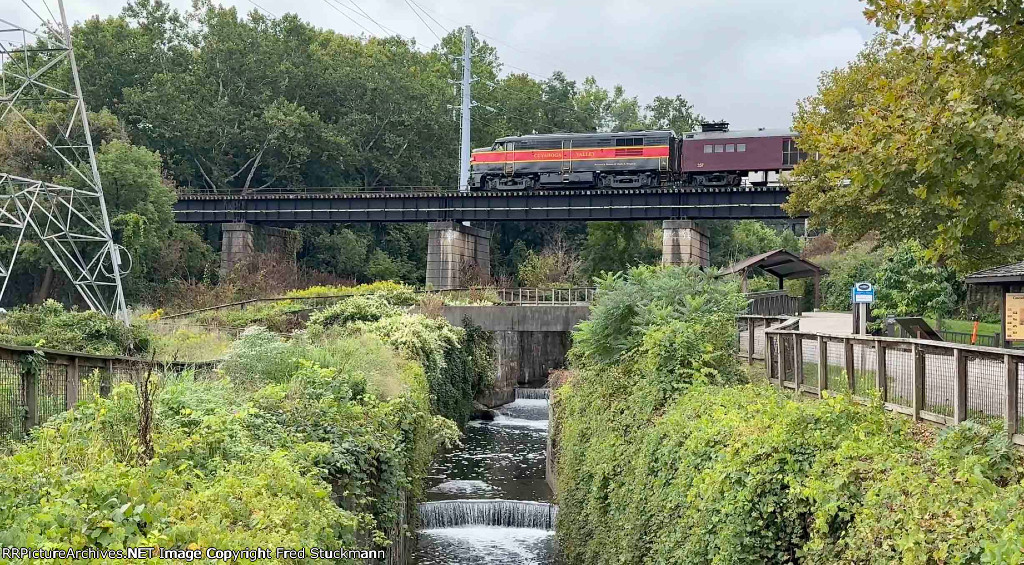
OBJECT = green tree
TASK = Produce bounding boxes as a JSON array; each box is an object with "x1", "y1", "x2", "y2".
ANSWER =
[
  {"x1": 872, "y1": 240, "x2": 964, "y2": 319},
  {"x1": 788, "y1": 0, "x2": 1024, "y2": 272},
  {"x1": 645, "y1": 95, "x2": 703, "y2": 134},
  {"x1": 95, "y1": 140, "x2": 216, "y2": 302},
  {"x1": 715, "y1": 220, "x2": 803, "y2": 266},
  {"x1": 581, "y1": 222, "x2": 660, "y2": 277}
]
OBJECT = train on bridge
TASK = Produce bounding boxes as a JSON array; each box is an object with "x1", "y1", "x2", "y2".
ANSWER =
[{"x1": 469, "y1": 122, "x2": 809, "y2": 191}]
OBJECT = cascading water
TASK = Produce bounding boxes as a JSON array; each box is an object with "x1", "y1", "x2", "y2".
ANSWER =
[
  {"x1": 515, "y1": 388, "x2": 550, "y2": 400},
  {"x1": 414, "y1": 388, "x2": 557, "y2": 564},
  {"x1": 419, "y1": 500, "x2": 557, "y2": 529}
]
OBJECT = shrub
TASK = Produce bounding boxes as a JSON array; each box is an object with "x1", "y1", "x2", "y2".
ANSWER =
[
  {"x1": 0, "y1": 300, "x2": 151, "y2": 355},
  {"x1": 304, "y1": 294, "x2": 495, "y2": 427},
  {"x1": 0, "y1": 324, "x2": 459, "y2": 561},
  {"x1": 556, "y1": 267, "x2": 1024, "y2": 565}
]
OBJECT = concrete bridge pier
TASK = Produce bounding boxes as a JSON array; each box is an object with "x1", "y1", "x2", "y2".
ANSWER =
[
  {"x1": 219, "y1": 223, "x2": 299, "y2": 277},
  {"x1": 661, "y1": 219, "x2": 709, "y2": 267},
  {"x1": 220, "y1": 223, "x2": 255, "y2": 277},
  {"x1": 426, "y1": 221, "x2": 491, "y2": 289}
]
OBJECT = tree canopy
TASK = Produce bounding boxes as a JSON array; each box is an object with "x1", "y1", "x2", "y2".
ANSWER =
[{"x1": 788, "y1": 1, "x2": 1024, "y2": 273}]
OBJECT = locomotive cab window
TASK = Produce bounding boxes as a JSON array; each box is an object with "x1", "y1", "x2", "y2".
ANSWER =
[
  {"x1": 783, "y1": 139, "x2": 809, "y2": 166},
  {"x1": 615, "y1": 137, "x2": 644, "y2": 156}
]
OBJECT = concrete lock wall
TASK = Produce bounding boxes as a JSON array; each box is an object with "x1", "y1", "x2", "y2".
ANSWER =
[
  {"x1": 440, "y1": 305, "x2": 589, "y2": 407},
  {"x1": 426, "y1": 222, "x2": 491, "y2": 289},
  {"x1": 661, "y1": 219, "x2": 710, "y2": 268}
]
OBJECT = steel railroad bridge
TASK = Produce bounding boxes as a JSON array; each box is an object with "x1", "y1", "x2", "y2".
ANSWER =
[
  {"x1": 173, "y1": 185, "x2": 794, "y2": 224},
  {"x1": 173, "y1": 185, "x2": 802, "y2": 289}
]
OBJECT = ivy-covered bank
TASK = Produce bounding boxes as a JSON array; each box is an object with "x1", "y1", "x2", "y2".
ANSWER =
[
  {"x1": 0, "y1": 292, "x2": 493, "y2": 563},
  {"x1": 555, "y1": 266, "x2": 1024, "y2": 564}
]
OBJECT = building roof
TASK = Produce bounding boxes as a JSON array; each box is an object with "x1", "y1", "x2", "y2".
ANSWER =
[
  {"x1": 719, "y1": 248, "x2": 824, "y2": 280},
  {"x1": 965, "y1": 261, "x2": 1024, "y2": 285}
]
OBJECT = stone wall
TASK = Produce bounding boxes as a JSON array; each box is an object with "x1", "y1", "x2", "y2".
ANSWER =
[{"x1": 661, "y1": 219, "x2": 710, "y2": 267}]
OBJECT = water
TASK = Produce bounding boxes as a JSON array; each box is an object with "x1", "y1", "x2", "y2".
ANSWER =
[{"x1": 414, "y1": 388, "x2": 557, "y2": 564}]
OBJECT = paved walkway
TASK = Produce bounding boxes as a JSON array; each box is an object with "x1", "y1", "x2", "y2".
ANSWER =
[{"x1": 798, "y1": 312, "x2": 853, "y2": 335}]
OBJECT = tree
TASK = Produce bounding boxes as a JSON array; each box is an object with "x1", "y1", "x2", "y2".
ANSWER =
[
  {"x1": 788, "y1": 1, "x2": 1024, "y2": 273},
  {"x1": 872, "y1": 240, "x2": 963, "y2": 319},
  {"x1": 714, "y1": 220, "x2": 803, "y2": 266},
  {"x1": 645, "y1": 95, "x2": 703, "y2": 134},
  {"x1": 581, "y1": 222, "x2": 660, "y2": 277}
]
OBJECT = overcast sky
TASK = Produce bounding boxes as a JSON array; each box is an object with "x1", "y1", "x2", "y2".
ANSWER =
[{"x1": 13, "y1": 0, "x2": 877, "y2": 130}]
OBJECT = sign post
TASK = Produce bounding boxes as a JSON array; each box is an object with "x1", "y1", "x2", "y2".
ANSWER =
[{"x1": 851, "y1": 282, "x2": 875, "y2": 335}]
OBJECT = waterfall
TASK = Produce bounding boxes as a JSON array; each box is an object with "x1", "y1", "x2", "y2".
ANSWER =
[
  {"x1": 515, "y1": 388, "x2": 550, "y2": 400},
  {"x1": 418, "y1": 500, "x2": 558, "y2": 530}
]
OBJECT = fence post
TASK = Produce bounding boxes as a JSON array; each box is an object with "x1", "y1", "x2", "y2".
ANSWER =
[
  {"x1": 1006, "y1": 354, "x2": 1019, "y2": 438},
  {"x1": 765, "y1": 334, "x2": 774, "y2": 383},
  {"x1": 953, "y1": 348, "x2": 968, "y2": 423},
  {"x1": 101, "y1": 359, "x2": 114, "y2": 398},
  {"x1": 844, "y1": 338, "x2": 855, "y2": 393},
  {"x1": 875, "y1": 340, "x2": 887, "y2": 403},
  {"x1": 66, "y1": 357, "x2": 80, "y2": 410},
  {"x1": 779, "y1": 334, "x2": 789, "y2": 386},
  {"x1": 913, "y1": 343, "x2": 925, "y2": 421},
  {"x1": 747, "y1": 318, "x2": 755, "y2": 365},
  {"x1": 793, "y1": 334, "x2": 804, "y2": 393},
  {"x1": 21, "y1": 353, "x2": 38, "y2": 436},
  {"x1": 817, "y1": 336, "x2": 828, "y2": 396}
]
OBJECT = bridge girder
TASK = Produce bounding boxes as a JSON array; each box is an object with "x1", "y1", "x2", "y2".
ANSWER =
[{"x1": 173, "y1": 187, "x2": 801, "y2": 224}]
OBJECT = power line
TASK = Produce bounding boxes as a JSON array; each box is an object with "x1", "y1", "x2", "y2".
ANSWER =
[
  {"x1": 409, "y1": 2, "x2": 563, "y2": 80},
  {"x1": 343, "y1": 0, "x2": 398, "y2": 36},
  {"x1": 403, "y1": 0, "x2": 443, "y2": 43},
  {"x1": 321, "y1": 0, "x2": 376, "y2": 37},
  {"x1": 408, "y1": 0, "x2": 449, "y2": 35},
  {"x1": 247, "y1": 0, "x2": 277, "y2": 18}
]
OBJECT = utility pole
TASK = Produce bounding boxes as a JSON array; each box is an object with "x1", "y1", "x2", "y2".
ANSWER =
[{"x1": 458, "y1": 26, "x2": 473, "y2": 193}]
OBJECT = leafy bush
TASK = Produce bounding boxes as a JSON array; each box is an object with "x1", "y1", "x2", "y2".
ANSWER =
[
  {"x1": 871, "y1": 240, "x2": 964, "y2": 319},
  {"x1": 307, "y1": 295, "x2": 403, "y2": 334},
  {"x1": 0, "y1": 300, "x2": 151, "y2": 355},
  {"x1": 0, "y1": 326, "x2": 458, "y2": 562},
  {"x1": 190, "y1": 282, "x2": 417, "y2": 332},
  {"x1": 303, "y1": 294, "x2": 495, "y2": 427},
  {"x1": 556, "y1": 267, "x2": 1024, "y2": 565}
]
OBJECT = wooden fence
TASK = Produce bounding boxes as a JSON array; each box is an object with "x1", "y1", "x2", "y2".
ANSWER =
[
  {"x1": 737, "y1": 315, "x2": 789, "y2": 363},
  {"x1": 0, "y1": 344, "x2": 213, "y2": 442},
  {"x1": 745, "y1": 290, "x2": 802, "y2": 317},
  {"x1": 763, "y1": 321, "x2": 1023, "y2": 446}
]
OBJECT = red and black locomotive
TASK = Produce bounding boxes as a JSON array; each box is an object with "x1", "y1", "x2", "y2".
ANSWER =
[{"x1": 469, "y1": 122, "x2": 808, "y2": 190}]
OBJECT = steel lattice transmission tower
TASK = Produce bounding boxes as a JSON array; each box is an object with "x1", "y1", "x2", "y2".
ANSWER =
[{"x1": 0, "y1": 0, "x2": 129, "y2": 322}]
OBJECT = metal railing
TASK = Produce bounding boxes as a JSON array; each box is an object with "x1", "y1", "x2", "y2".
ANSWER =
[
  {"x1": 763, "y1": 324, "x2": 1024, "y2": 446},
  {"x1": 493, "y1": 287, "x2": 595, "y2": 305},
  {"x1": 892, "y1": 324, "x2": 1003, "y2": 348},
  {"x1": 163, "y1": 287, "x2": 598, "y2": 320},
  {"x1": 0, "y1": 344, "x2": 215, "y2": 442}
]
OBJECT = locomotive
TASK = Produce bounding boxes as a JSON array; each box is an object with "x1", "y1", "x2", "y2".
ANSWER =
[{"x1": 468, "y1": 122, "x2": 808, "y2": 190}]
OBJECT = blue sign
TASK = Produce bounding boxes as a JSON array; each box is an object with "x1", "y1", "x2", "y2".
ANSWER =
[{"x1": 852, "y1": 282, "x2": 875, "y2": 304}]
